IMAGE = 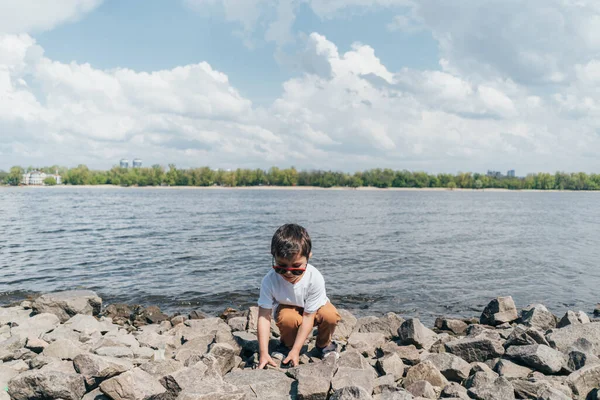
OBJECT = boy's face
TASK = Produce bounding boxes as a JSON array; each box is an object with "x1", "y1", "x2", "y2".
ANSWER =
[{"x1": 273, "y1": 252, "x2": 310, "y2": 284}]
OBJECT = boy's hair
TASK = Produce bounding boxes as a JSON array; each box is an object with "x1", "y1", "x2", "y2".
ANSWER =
[{"x1": 271, "y1": 224, "x2": 312, "y2": 260}]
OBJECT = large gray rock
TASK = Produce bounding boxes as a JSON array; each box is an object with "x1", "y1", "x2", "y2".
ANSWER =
[
  {"x1": 99, "y1": 368, "x2": 166, "y2": 400},
  {"x1": 398, "y1": 319, "x2": 438, "y2": 350},
  {"x1": 504, "y1": 325, "x2": 549, "y2": 347},
  {"x1": 0, "y1": 365, "x2": 19, "y2": 397},
  {"x1": 435, "y1": 318, "x2": 468, "y2": 335},
  {"x1": 493, "y1": 359, "x2": 532, "y2": 379},
  {"x1": 406, "y1": 380, "x2": 436, "y2": 399},
  {"x1": 95, "y1": 346, "x2": 134, "y2": 358},
  {"x1": 287, "y1": 356, "x2": 338, "y2": 400},
  {"x1": 0, "y1": 335, "x2": 27, "y2": 362},
  {"x1": 8, "y1": 368, "x2": 86, "y2": 400},
  {"x1": 506, "y1": 344, "x2": 565, "y2": 374},
  {"x1": 223, "y1": 368, "x2": 296, "y2": 399},
  {"x1": 521, "y1": 304, "x2": 557, "y2": 331},
  {"x1": 378, "y1": 343, "x2": 420, "y2": 366},
  {"x1": 357, "y1": 313, "x2": 404, "y2": 339},
  {"x1": 348, "y1": 332, "x2": 387, "y2": 357},
  {"x1": 82, "y1": 387, "x2": 110, "y2": 400},
  {"x1": 334, "y1": 309, "x2": 358, "y2": 341},
  {"x1": 546, "y1": 322, "x2": 600, "y2": 353},
  {"x1": 332, "y1": 367, "x2": 377, "y2": 394},
  {"x1": 73, "y1": 353, "x2": 134, "y2": 388},
  {"x1": 160, "y1": 359, "x2": 236, "y2": 396},
  {"x1": 557, "y1": 311, "x2": 590, "y2": 328},
  {"x1": 466, "y1": 371, "x2": 515, "y2": 400},
  {"x1": 42, "y1": 338, "x2": 85, "y2": 360},
  {"x1": 565, "y1": 364, "x2": 600, "y2": 399},
  {"x1": 445, "y1": 334, "x2": 505, "y2": 362},
  {"x1": 376, "y1": 353, "x2": 405, "y2": 381},
  {"x1": 373, "y1": 388, "x2": 414, "y2": 400},
  {"x1": 404, "y1": 360, "x2": 449, "y2": 388},
  {"x1": 0, "y1": 307, "x2": 31, "y2": 326},
  {"x1": 537, "y1": 386, "x2": 571, "y2": 400},
  {"x1": 441, "y1": 382, "x2": 469, "y2": 399},
  {"x1": 207, "y1": 342, "x2": 237, "y2": 376},
  {"x1": 10, "y1": 313, "x2": 60, "y2": 339},
  {"x1": 32, "y1": 291, "x2": 102, "y2": 322},
  {"x1": 138, "y1": 359, "x2": 184, "y2": 378},
  {"x1": 331, "y1": 386, "x2": 374, "y2": 400},
  {"x1": 424, "y1": 353, "x2": 471, "y2": 382},
  {"x1": 480, "y1": 297, "x2": 518, "y2": 326},
  {"x1": 567, "y1": 348, "x2": 600, "y2": 372}
]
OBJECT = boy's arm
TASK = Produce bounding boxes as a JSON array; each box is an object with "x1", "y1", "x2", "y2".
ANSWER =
[{"x1": 257, "y1": 307, "x2": 277, "y2": 369}]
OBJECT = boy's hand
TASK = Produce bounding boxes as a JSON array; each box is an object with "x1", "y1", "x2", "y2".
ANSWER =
[
  {"x1": 283, "y1": 350, "x2": 300, "y2": 367},
  {"x1": 257, "y1": 353, "x2": 278, "y2": 370}
]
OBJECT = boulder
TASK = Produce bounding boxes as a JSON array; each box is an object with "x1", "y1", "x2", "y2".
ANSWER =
[
  {"x1": 376, "y1": 353, "x2": 405, "y2": 381},
  {"x1": 287, "y1": 356, "x2": 338, "y2": 400},
  {"x1": 506, "y1": 344, "x2": 565, "y2": 374},
  {"x1": 138, "y1": 359, "x2": 184, "y2": 378},
  {"x1": 223, "y1": 368, "x2": 295, "y2": 399},
  {"x1": 435, "y1": 318, "x2": 468, "y2": 335},
  {"x1": 567, "y1": 348, "x2": 600, "y2": 372},
  {"x1": 423, "y1": 353, "x2": 471, "y2": 382},
  {"x1": 521, "y1": 304, "x2": 557, "y2": 331},
  {"x1": 42, "y1": 339, "x2": 85, "y2": 360},
  {"x1": 465, "y1": 372, "x2": 515, "y2": 400},
  {"x1": 99, "y1": 368, "x2": 166, "y2": 400},
  {"x1": 73, "y1": 353, "x2": 133, "y2": 388},
  {"x1": 32, "y1": 291, "x2": 101, "y2": 322},
  {"x1": 480, "y1": 297, "x2": 518, "y2": 326},
  {"x1": 95, "y1": 346, "x2": 134, "y2": 358},
  {"x1": 493, "y1": 359, "x2": 532, "y2": 379},
  {"x1": 82, "y1": 388, "x2": 110, "y2": 400},
  {"x1": 0, "y1": 307, "x2": 31, "y2": 326},
  {"x1": 227, "y1": 317, "x2": 248, "y2": 332},
  {"x1": 348, "y1": 332, "x2": 387, "y2": 357},
  {"x1": 357, "y1": 313, "x2": 404, "y2": 339},
  {"x1": 441, "y1": 382, "x2": 469, "y2": 399},
  {"x1": 333, "y1": 309, "x2": 358, "y2": 341},
  {"x1": 8, "y1": 368, "x2": 86, "y2": 400},
  {"x1": 160, "y1": 359, "x2": 236, "y2": 396},
  {"x1": 373, "y1": 388, "x2": 414, "y2": 399},
  {"x1": 247, "y1": 307, "x2": 259, "y2": 332},
  {"x1": 207, "y1": 343, "x2": 237, "y2": 376},
  {"x1": 404, "y1": 360, "x2": 449, "y2": 388},
  {"x1": 338, "y1": 349, "x2": 374, "y2": 370},
  {"x1": 373, "y1": 375, "x2": 396, "y2": 395},
  {"x1": 557, "y1": 311, "x2": 590, "y2": 328},
  {"x1": 332, "y1": 366, "x2": 377, "y2": 394},
  {"x1": 10, "y1": 313, "x2": 60, "y2": 338},
  {"x1": 103, "y1": 304, "x2": 133, "y2": 325},
  {"x1": 565, "y1": 364, "x2": 600, "y2": 399},
  {"x1": 537, "y1": 386, "x2": 572, "y2": 400},
  {"x1": 330, "y1": 386, "x2": 374, "y2": 400},
  {"x1": 25, "y1": 337, "x2": 49, "y2": 353},
  {"x1": 546, "y1": 322, "x2": 600, "y2": 353},
  {"x1": 380, "y1": 343, "x2": 421, "y2": 366},
  {"x1": 0, "y1": 335, "x2": 27, "y2": 362},
  {"x1": 398, "y1": 319, "x2": 438, "y2": 350},
  {"x1": 445, "y1": 334, "x2": 505, "y2": 362},
  {"x1": 504, "y1": 325, "x2": 549, "y2": 347},
  {"x1": 406, "y1": 380, "x2": 436, "y2": 399}
]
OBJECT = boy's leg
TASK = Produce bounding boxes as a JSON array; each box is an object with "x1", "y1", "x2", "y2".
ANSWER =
[
  {"x1": 314, "y1": 302, "x2": 341, "y2": 348},
  {"x1": 275, "y1": 305, "x2": 304, "y2": 349}
]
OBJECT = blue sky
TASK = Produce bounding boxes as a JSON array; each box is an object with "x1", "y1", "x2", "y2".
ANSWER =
[{"x1": 2, "y1": 0, "x2": 600, "y2": 174}]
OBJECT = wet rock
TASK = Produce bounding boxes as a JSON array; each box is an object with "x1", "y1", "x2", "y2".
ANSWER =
[
  {"x1": 565, "y1": 364, "x2": 600, "y2": 399},
  {"x1": 406, "y1": 380, "x2": 436, "y2": 399},
  {"x1": 73, "y1": 353, "x2": 133, "y2": 388},
  {"x1": 99, "y1": 368, "x2": 166, "y2": 400},
  {"x1": 8, "y1": 368, "x2": 86, "y2": 400},
  {"x1": 330, "y1": 386, "x2": 374, "y2": 400},
  {"x1": 557, "y1": 311, "x2": 590, "y2": 328},
  {"x1": 423, "y1": 353, "x2": 471, "y2": 382},
  {"x1": 32, "y1": 290, "x2": 102, "y2": 323},
  {"x1": 493, "y1": 359, "x2": 532, "y2": 379},
  {"x1": 441, "y1": 382, "x2": 469, "y2": 399},
  {"x1": 348, "y1": 332, "x2": 387, "y2": 357},
  {"x1": 404, "y1": 359, "x2": 449, "y2": 388},
  {"x1": 466, "y1": 372, "x2": 515, "y2": 400},
  {"x1": 103, "y1": 304, "x2": 133, "y2": 325},
  {"x1": 445, "y1": 333, "x2": 505, "y2": 362},
  {"x1": 376, "y1": 353, "x2": 405, "y2": 381},
  {"x1": 506, "y1": 344, "x2": 565, "y2": 374},
  {"x1": 521, "y1": 304, "x2": 557, "y2": 331},
  {"x1": 398, "y1": 319, "x2": 439, "y2": 351},
  {"x1": 334, "y1": 309, "x2": 359, "y2": 341},
  {"x1": 357, "y1": 313, "x2": 404, "y2": 339},
  {"x1": 42, "y1": 338, "x2": 85, "y2": 360},
  {"x1": 435, "y1": 318, "x2": 468, "y2": 336},
  {"x1": 224, "y1": 368, "x2": 295, "y2": 399},
  {"x1": 480, "y1": 297, "x2": 518, "y2": 326}
]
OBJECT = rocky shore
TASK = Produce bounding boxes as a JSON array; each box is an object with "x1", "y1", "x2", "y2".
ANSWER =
[{"x1": 1, "y1": 292, "x2": 600, "y2": 400}]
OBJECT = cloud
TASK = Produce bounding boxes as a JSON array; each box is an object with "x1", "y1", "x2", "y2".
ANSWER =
[{"x1": 0, "y1": 0, "x2": 102, "y2": 34}]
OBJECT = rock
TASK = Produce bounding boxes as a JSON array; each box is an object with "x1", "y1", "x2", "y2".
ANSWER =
[
  {"x1": 103, "y1": 304, "x2": 133, "y2": 325},
  {"x1": 332, "y1": 366, "x2": 377, "y2": 394},
  {"x1": 504, "y1": 325, "x2": 549, "y2": 347},
  {"x1": 8, "y1": 368, "x2": 86, "y2": 400},
  {"x1": 287, "y1": 356, "x2": 338, "y2": 400},
  {"x1": 373, "y1": 387, "x2": 414, "y2": 400},
  {"x1": 398, "y1": 319, "x2": 439, "y2": 350},
  {"x1": 138, "y1": 359, "x2": 184, "y2": 378},
  {"x1": 537, "y1": 386, "x2": 571, "y2": 400},
  {"x1": 99, "y1": 368, "x2": 166, "y2": 400},
  {"x1": 380, "y1": 343, "x2": 421, "y2": 366},
  {"x1": 73, "y1": 353, "x2": 134, "y2": 388},
  {"x1": 207, "y1": 343, "x2": 237, "y2": 376},
  {"x1": 493, "y1": 359, "x2": 532, "y2": 379},
  {"x1": 429, "y1": 332, "x2": 454, "y2": 353},
  {"x1": 557, "y1": 311, "x2": 590, "y2": 328},
  {"x1": 174, "y1": 333, "x2": 217, "y2": 365},
  {"x1": 223, "y1": 368, "x2": 295, "y2": 399},
  {"x1": 376, "y1": 353, "x2": 405, "y2": 381},
  {"x1": 32, "y1": 291, "x2": 102, "y2": 323},
  {"x1": 521, "y1": 304, "x2": 557, "y2": 331},
  {"x1": 480, "y1": 297, "x2": 519, "y2": 326},
  {"x1": 25, "y1": 336, "x2": 49, "y2": 353},
  {"x1": 101, "y1": 331, "x2": 140, "y2": 348},
  {"x1": 466, "y1": 372, "x2": 515, "y2": 400},
  {"x1": 567, "y1": 348, "x2": 600, "y2": 372},
  {"x1": 546, "y1": 322, "x2": 600, "y2": 353},
  {"x1": 0, "y1": 335, "x2": 27, "y2": 362},
  {"x1": 171, "y1": 315, "x2": 187, "y2": 326},
  {"x1": 423, "y1": 353, "x2": 471, "y2": 382},
  {"x1": 565, "y1": 364, "x2": 600, "y2": 399},
  {"x1": 246, "y1": 306, "x2": 259, "y2": 332},
  {"x1": 160, "y1": 359, "x2": 235, "y2": 396},
  {"x1": 139, "y1": 306, "x2": 169, "y2": 325},
  {"x1": 95, "y1": 347, "x2": 134, "y2": 358},
  {"x1": 0, "y1": 307, "x2": 31, "y2": 326},
  {"x1": 348, "y1": 332, "x2": 387, "y2": 357},
  {"x1": 435, "y1": 318, "x2": 468, "y2": 335},
  {"x1": 42, "y1": 338, "x2": 85, "y2": 360},
  {"x1": 0, "y1": 365, "x2": 19, "y2": 393},
  {"x1": 406, "y1": 380, "x2": 436, "y2": 399},
  {"x1": 357, "y1": 313, "x2": 404, "y2": 339},
  {"x1": 227, "y1": 317, "x2": 247, "y2": 332},
  {"x1": 373, "y1": 375, "x2": 397, "y2": 394},
  {"x1": 82, "y1": 388, "x2": 110, "y2": 400},
  {"x1": 10, "y1": 313, "x2": 61, "y2": 338},
  {"x1": 3, "y1": 360, "x2": 28, "y2": 373},
  {"x1": 41, "y1": 324, "x2": 81, "y2": 343},
  {"x1": 441, "y1": 382, "x2": 469, "y2": 399},
  {"x1": 506, "y1": 344, "x2": 565, "y2": 374},
  {"x1": 338, "y1": 349, "x2": 374, "y2": 370},
  {"x1": 331, "y1": 386, "x2": 374, "y2": 400},
  {"x1": 445, "y1": 334, "x2": 505, "y2": 362},
  {"x1": 334, "y1": 309, "x2": 358, "y2": 341},
  {"x1": 404, "y1": 360, "x2": 449, "y2": 388}
]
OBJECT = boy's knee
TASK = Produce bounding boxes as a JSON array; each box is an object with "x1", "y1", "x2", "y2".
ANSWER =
[{"x1": 318, "y1": 305, "x2": 341, "y2": 326}]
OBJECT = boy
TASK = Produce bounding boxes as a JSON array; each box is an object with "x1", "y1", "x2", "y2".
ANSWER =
[{"x1": 257, "y1": 223, "x2": 341, "y2": 369}]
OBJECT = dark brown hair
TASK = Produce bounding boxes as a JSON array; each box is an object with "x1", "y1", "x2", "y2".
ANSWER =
[{"x1": 271, "y1": 223, "x2": 312, "y2": 260}]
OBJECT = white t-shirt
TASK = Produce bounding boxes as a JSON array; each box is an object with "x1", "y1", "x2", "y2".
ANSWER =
[{"x1": 257, "y1": 264, "x2": 329, "y2": 314}]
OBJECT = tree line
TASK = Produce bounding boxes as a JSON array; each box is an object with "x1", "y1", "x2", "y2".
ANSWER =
[{"x1": 3, "y1": 165, "x2": 600, "y2": 190}]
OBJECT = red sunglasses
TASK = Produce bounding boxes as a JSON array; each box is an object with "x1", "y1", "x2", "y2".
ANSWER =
[{"x1": 272, "y1": 256, "x2": 307, "y2": 276}]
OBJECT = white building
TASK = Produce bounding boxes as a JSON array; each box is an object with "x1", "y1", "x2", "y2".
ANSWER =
[
  {"x1": 22, "y1": 171, "x2": 62, "y2": 185},
  {"x1": 132, "y1": 158, "x2": 142, "y2": 168},
  {"x1": 120, "y1": 159, "x2": 129, "y2": 168}
]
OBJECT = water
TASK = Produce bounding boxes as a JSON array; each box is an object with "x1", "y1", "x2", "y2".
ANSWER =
[{"x1": 1, "y1": 187, "x2": 599, "y2": 325}]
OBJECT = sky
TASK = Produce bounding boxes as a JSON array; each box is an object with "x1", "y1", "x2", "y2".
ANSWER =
[{"x1": 1, "y1": 1, "x2": 600, "y2": 174}]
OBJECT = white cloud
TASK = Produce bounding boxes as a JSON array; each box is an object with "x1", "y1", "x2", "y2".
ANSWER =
[{"x1": 0, "y1": 0, "x2": 102, "y2": 34}]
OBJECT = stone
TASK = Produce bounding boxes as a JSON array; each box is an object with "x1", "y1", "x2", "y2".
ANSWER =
[
  {"x1": 103, "y1": 304, "x2": 133, "y2": 325},
  {"x1": 99, "y1": 368, "x2": 166, "y2": 400},
  {"x1": 428, "y1": 332, "x2": 454, "y2": 353},
  {"x1": 133, "y1": 346, "x2": 155, "y2": 359},
  {"x1": 373, "y1": 387, "x2": 414, "y2": 400},
  {"x1": 557, "y1": 311, "x2": 590, "y2": 328},
  {"x1": 41, "y1": 324, "x2": 81, "y2": 343},
  {"x1": 0, "y1": 307, "x2": 31, "y2": 326},
  {"x1": 73, "y1": 353, "x2": 134, "y2": 388},
  {"x1": 138, "y1": 359, "x2": 184, "y2": 378},
  {"x1": 246, "y1": 306, "x2": 259, "y2": 332},
  {"x1": 480, "y1": 297, "x2": 519, "y2": 326},
  {"x1": 0, "y1": 365, "x2": 19, "y2": 391},
  {"x1": 441, "y1": 382, "x2": 469, "y2": 399},
  {"x1": 404, "y1": 360, "x2": 449, "y2": 388},
  {"x1": 357, "y1": 313, "x2": 404, "y2": 339},
  {"x1": 465, "y1": 372, "x2": 515, "y2": 400},
  {"x1": 521, "y1": 304, "x2": 557, "y2": 331},
  {"x1": 139, "y1": 306, "x2": 169, "y2": 325},
  {"x1": 537, "y1": 386, "x2": 571, "y2": 400},
  {"x1": 445, "y1": 334, "x2": 505, "y2": 363},
  {"x1": 435, "y1": 318, "x2": 468, "y2": 335},
  {"x1": 332, "y1": 367, "x2": 377, "y2": 394},
  {"x1": 171, "y1": 315, "x2": 187, "y2": 326},
  {"x1": 565, "y1": 364, "x2": 600, "y2": 399},
  {"x1": 398, "y1": 319, "x2": 439, "y2": 351},
  {"x1": 348, "y1": 332, "x2": 387, "y2": 357},
  {"x1": 505, "y1": 344, "x2": 565, "y2": 374},
  {"x1": 504, "y1": 325, "x2": 549, "y2": 347},
  {"x1": 0, "y1": 335, "x2": 27, "y2": 362},
  {"x1": 207, "y1": 343, "x2": 237, "y2": 376},
  {"x1": 330, "y1": 386, "x2": 374, "y2": 400},
  {"x1": 32, "y1": 290, "x2": 102, "y2": 323},
  {"x1": 10, "y1": 313, "x2": 60, "y2": 338},
  {"x1": 175, "y1": 334, "x2": 217, "y2": 365},
  {"x1": 379, "y1": 343, "x2": 421, "y2": 366},
  {"x1": 82, "y1": 388, "x2": 110, "y2": 400},
  {"x1": 160, "y1": 360, "x2": 236, "y2": 396},
  {"x1": 42, "y1": 338, "x2": 85, "y2": 360},
  {"x1": 423, "y1": 353, "x2": 471, "y2": 382},
  {"x1": 376, "y1": 353, "x2": 405, "y2": 381},
  {"x1": 25, "y1": 336, "x2": 49, "y2": 353},
  {"x1": 95, "y1": 346, "x2": 134, "y2": 358},
  {"x1": 223, "y1": 368, "x2": 296, "y2": 399},
  {"x1": 406, "y1": 380, "x2": 436, "y2": 399},
  {"x1": 546, "y1": 322, "x2": 600, "y2": 353},
  {"x1": 227, "y1": 317, "x2": 247, "y2": 332},
  {"x1": 493, "y1": 359, "x2": 532, "y2": 379},
  {"x1": 8, "y1": 368, "x2": 86, "y2": 400},
  {"x1": 3, "y1": 360, "x2": 29, "y2": 373},
  {"x1": 189, "y1": 309, "x2": 209, "y2": 320},
  {"x1": 334, "y1": 309, "x2": 358, "y2": 341},
  {"x1": 101, "y1": 331, "x2": 140, "y2": 348},
  {"x1": 287, "y1": 356, "x2": 338, "y2": 400},
  {"x1": 567, "y1": 348, "x2": 600, "y2": 372},
  {"x1": 373, "y1": 375, "x2": 397, "y2": 394}
]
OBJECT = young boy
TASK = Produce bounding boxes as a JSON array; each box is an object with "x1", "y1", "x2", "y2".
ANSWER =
[{"x1": 257, "y1": 223, "x2": 341, "y2": 369}]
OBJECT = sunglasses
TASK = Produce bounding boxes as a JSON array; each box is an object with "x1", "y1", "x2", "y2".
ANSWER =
[{"x1": 272, "y1": 256, "x2": 307, "y2": 276}]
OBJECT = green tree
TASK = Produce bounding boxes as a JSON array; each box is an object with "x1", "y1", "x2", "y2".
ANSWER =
[
  {"x1": 447, "y1": 181, "x2": 457, "y2": 190},
  {"x1": 7, "y1": 166, "x2": 24, "y2": 186},
  {"x1": 43, "y1": 177, "x2": 57, "y2": 186}
]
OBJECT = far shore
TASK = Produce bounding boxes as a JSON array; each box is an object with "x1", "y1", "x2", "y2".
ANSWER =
[{"x1": 1, "y1": 184, "x2": 598, "y2": 193}]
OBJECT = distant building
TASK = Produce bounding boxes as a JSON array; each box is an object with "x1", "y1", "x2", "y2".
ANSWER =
[
  {"x1": 132, "y1": 159, "x2": 142, "y2": 168},
  {"x1": 120, "y1": 159, "x2": 129, "y2": 168},
  {"x1": 486, "y1": 170, "x2": 503, "y2": 179},
  {"x1": 22, "y1": 171, "x2": 62, "y2": 185},
  {"x1": 507, "y1": 169, "x2": 516, "y2": 178}
]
